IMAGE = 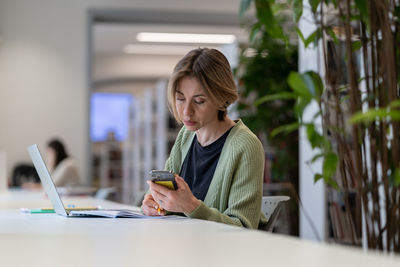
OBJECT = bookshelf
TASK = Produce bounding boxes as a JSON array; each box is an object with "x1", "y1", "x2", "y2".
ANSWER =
[
  {"x1": 92, "y1": 135, "x2": 123, "y2": 202},
  {"x1": 327, "y1": 188, "x2": 362, "y2": 245},
  {"x1": 121, "y1": 79, "x2": 180, "y2": 205},
  {"x1": 91, "y1": 79, "x2": 180, "y2": 204}
]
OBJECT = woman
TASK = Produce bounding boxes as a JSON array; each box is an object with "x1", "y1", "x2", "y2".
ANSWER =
[
  {"x1": 45, "y1": 139, "x2": 80, "y2": 187},
  {"x1": 142, "y1": 48, "x2": 266, "y2": 229}
]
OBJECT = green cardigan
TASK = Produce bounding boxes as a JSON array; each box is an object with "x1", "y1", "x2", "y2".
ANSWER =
[{"x1": 165, "y1": 120, "x2": 267, "y2": 229}]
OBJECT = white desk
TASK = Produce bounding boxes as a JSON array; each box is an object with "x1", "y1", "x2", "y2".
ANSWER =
[{"x1": 0, "y1": 190, "x2": 399, "y2": 267}]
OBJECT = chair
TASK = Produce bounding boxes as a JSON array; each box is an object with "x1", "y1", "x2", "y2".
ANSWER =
[
  {"x1": 262, "y1": 196, "x2": 290, "y2": 232},
  {"x1": 95, "y1": 187, "x2": 117, "y2": 200}
]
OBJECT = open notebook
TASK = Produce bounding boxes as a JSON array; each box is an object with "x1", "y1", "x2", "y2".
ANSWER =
[
  {"x1": 69, "y1": 209, "x2": 149, "y2": 218},
  {"x1": 27, "y1": 144, "x2": 177, "y2": 219}
]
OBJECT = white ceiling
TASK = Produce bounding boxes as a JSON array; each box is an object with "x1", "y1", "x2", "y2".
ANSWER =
[
  {"x1": 93, "y1": 22, "x2": 248, "y2": 55},
  {"x1": 91, "y1": 8, "x2": 252, "y2": 86},
  {"x1": 92, "y1": 22, "x2": 249, "y2": 84}
]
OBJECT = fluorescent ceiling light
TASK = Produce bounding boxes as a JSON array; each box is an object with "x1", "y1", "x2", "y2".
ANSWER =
[
  {"x1": 123, "y1": 44, "x2": 220, "y2": 55},
  {"x1": 136, "y1": 32, "x2": 236, "y2": 44}
]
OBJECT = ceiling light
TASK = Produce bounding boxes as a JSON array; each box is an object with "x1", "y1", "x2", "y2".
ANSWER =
[
  {"x1": 123, "y1": 44, "x2": 220, "y2": 55},
  {"x1": 136, "y1": 32, "x2": 236, "y2": 44}
]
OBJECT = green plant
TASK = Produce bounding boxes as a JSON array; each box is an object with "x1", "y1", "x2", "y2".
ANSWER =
[
  {"x1": 241, "y1": 0, "x2": 400, "y2": 252},
  {"x1": 236, "y1": 2, "x2": 299, "y2": 182}
]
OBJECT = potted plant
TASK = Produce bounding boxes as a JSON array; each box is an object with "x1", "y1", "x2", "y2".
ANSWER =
[
  {"x1": 240, "y1": 0, "x2": 400, "y2": 252},
  {"x1": 236, "y1": 0, "x2": 299, "y2": 235},
  {"x1": 235, "y1": 33, "x2": 298, "y2": 183}
]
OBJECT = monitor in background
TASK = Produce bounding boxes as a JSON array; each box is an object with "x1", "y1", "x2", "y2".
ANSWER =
[{"x1": 90, "y1": 92, "x2": 133, "y2": 142}]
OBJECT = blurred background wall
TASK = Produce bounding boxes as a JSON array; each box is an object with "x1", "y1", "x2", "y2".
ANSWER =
[{"x1": 0, "y1": 0, "x2": 242, "y2": 183}]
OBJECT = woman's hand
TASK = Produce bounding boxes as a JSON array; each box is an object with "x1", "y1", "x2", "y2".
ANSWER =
[
  {"x1": 147, "y1": 175, "x2": 200, "y2": 214},
  {"x1": 141, "y1": 193, "x2": 166, "y2": 216}
]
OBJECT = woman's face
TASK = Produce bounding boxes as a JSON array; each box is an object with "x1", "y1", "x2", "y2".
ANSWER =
[{"x1": 175, "y1": 76, "x2": 219, "y2": 132}]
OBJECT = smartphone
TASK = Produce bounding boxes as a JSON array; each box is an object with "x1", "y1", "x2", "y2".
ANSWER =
[{"x1": 149, "y1": 170, "x2": 177, "y2": 190}]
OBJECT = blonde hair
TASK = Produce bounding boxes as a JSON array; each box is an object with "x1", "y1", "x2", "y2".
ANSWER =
[{"x1": 167, "y1": 48, "x2": 238, "y2": 123}]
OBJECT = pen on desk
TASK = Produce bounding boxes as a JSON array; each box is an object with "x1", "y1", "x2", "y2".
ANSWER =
[
  {"x1": 20, "y1": 208, "x2": 55, "y2": 214},
  {"x1": 20, "y1": 206, "x2": 98, "y2": 214}
]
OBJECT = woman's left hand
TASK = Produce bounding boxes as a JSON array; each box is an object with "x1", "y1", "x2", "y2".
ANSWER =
[{"x1": 147, "y1": 175, "x2": 200, "y2": 214}]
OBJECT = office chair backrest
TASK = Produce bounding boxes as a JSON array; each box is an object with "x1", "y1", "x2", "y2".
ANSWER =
[
  {"x1": 262, "y1": 196, "x2": 290, "y2": 232},
  {"x1": 95, "y1": 187, "x2": 117, "y2": 200}
]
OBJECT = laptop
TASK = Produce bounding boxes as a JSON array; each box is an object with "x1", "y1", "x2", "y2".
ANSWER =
[{"x1": 27, "y1": 144, "x2": 144, "y2": 218}]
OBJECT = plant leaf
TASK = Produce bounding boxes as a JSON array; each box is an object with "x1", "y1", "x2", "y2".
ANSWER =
[
  {"x1": 294, "y1": 96, "x2": 311, "y2": 118},
  {"x1": 288, "y1": 72, "x2": 312, "y2": 99},
  {"x1": 254, "y1": 92, "x2": 297, "y2": 106},
  {"x1": 309, "y1": 0, "x2": 320, "y2": 14},
  {"x1": 249, "y1": 23, "x2": 262, "y2": 43},
  {"x1": 323, "y1": 153, "x2": 339, "y2": 190},
  {"x1": 254, "y1": 0, "x2": 274, "y2": 27},
  {"x1": 314, "y1": 173, "x2": 323, "y2": 183},
  {"x1": 292, "y1": 0, "x2": 303, "y2": 22},
  {"x1": 296, "y1": 27, "x2": 305, "y2": 44},
  {"x1": 306, "y1": 123, "x2": 325, "y2": 149},
  {"x1": 326, "y1": 27, "x2": 338, "y2": 45},
  {"x1": 354, "y1": 0, "x2": 368, "y2": 20},
  {"x1": 387, "y1": 110, "x2": 400, "y2": 121},
  {"x1": 351, "y1": 40, "x2": 362, "y2": 52},
  {"x1": 310, "y1": 152, "x2": 325, "y2": 163},
  {"x1": 239, "y1": 0, "x2": 253, "y2": 18},
  {"x1": 325, "y1": 176, "x2": 339, "y2": 190},
  {"x1": 304, "y1": 71, "x2": 324, "y2": 100},
  {"x1": 389, "y1": 99, "x2": 400, "y2": 108},
  {"x1": 394, "y1": 168, "x2": 400, "y2": 186},
  {"x1": 304, "y1": 28, "x2": 322, "y2": 48},
  {"x1": 349, "y1": 109, "x2": 388, "y2": 124},
  {"x1": 255, "y1": 0, "x2": 286, "y2": 40},
  {"x1": 314, "y1": 172, "x2": 339, "y2": 190},
  {"x1": 354, "y1": 0, "x2": 368, "y2": 16},
  {"x1": 270, "y1": 122, "x2": 300, "y2": 138},
  {"x1": 323, "y1": 152, "x2": 338, "y2": 178}
]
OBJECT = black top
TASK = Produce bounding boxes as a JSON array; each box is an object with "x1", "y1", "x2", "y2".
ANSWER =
[{"x1": 180, "y1": 127, "x2": 233, "y2": 201}]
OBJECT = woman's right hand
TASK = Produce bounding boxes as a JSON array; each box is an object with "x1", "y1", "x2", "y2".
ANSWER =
[{"x1": 141, "y1": 193, "x2": 166, "y2": 216}]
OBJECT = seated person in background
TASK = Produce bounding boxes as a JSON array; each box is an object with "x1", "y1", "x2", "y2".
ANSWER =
[
  {"x1": 45, "y1": 139, "x2": 80, "y2": 187},
  {"x1": 141, "y1": 48, "x2": 267, "y2": 229},
  {"x1": 23, "y1": 138, "x2": 80, "y2": 188}
]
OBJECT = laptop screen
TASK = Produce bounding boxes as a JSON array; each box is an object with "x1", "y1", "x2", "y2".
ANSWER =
[{"x1": 27, "y1": 144, "x2": 68, "y2": 216}]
